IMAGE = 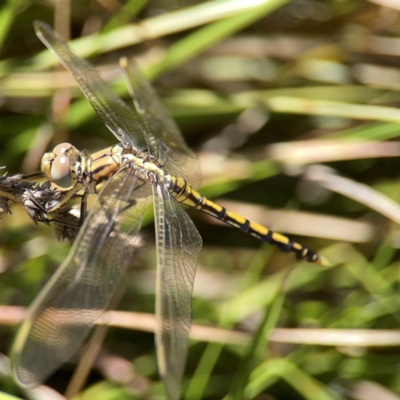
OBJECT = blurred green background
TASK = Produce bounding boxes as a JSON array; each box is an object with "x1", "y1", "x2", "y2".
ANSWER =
[{"x1": 1, "y1": 0, "x2": 400, "y2": 399}]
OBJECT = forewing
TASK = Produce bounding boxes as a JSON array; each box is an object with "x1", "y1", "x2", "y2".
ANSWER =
[
  {"x1": 153, "y1": 184, "x2": 202, "y2": 399},
  {"x1": 34, "y1": 21, "x2": 148, "y2": 151},
  {"x1": 11, "y1": 169, "x2": 151, "y2": 386},
  {"x1": 122, "y1": 59, "x2": 201, "y2": 188}
]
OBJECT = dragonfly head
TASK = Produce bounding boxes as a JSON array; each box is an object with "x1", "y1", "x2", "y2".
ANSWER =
[{"x1": 41, "y1": 143, "x2": 81, "y2": 190}]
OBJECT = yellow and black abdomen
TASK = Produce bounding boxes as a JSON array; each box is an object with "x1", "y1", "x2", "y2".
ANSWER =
[{"x1": 167, "y1": 175, "x2": 328, "y2": 266}]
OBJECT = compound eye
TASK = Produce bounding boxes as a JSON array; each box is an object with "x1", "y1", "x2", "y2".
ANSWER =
[
  {"x1": 51, "y1": 153, "x2": 72, "y2": 188},
  {"x1": 53, "y1": 142, "x2": 72, "y2": 156}
]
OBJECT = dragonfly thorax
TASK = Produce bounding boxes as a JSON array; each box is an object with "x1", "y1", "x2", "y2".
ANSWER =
[{"x1": 41, "y1": 142, "x2": 81, "y2": 191}]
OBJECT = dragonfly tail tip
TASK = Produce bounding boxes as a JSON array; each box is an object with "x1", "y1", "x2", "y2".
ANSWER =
[{"x1": 316, "y1": 255, "x2": 331, "y2": 267}]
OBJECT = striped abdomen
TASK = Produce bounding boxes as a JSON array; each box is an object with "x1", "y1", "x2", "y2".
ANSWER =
[{"x1": 167, "y1": 176, "x2": 329, "y2": 266}]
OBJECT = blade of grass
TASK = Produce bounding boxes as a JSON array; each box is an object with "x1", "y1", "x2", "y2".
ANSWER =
[
  {"x1": 0, "y1": 0, "x2": 289, "y2": 76},
  {"x1": 184, "y1": 240, "x2": 281, "y2": 400},
  {"x1": 146, "y1": 0, "x2": 291, "y2": 79},
  {"x1": 228, "y1": 276, "x2": 286, "y2": 399},
  {"x1": 245, "y1": 358, "x2": 345, "y2": 400},
  {"x1": 232, "y1": 95, "x2": 400, "y2": 123},
  {"x1": 327, "y1": 122, "x2": 400, "y2": 141},
  {"x1": 184, "y1": 342, "x2": 225, "y2": 400},
  {"x1": 0, "y1": 0, "x2": 24, "y2": 53},
  {"x1": 218, "y1": 263, "x2": 327, "y2": 325},
  {"x1": 0, "y1": 392, "x2": 23, "y2": 400},
  {"x1": 102, "y1": 0, "x2": 148, "y2": 32}
]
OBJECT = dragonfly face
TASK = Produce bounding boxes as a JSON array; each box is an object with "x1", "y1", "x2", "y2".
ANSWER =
[
  {"x1": 41, "y1": 142, "x2": 81, "y2": 190},
  {"x1": 11, "y1": 20, "x2": 328, "y2": 400}
]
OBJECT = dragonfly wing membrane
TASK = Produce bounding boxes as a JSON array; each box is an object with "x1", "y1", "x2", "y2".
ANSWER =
[
  {"x1": 153, "y1": 184, "x2": 202, "y2": 400},
  {"x1": 12, "y1": 169, "x2": 151, "y2": 386},
  {"x1": 122, "y1": 59, "x2": 201, "y2": 188},
  {"x1": 34, "y1": 19, "x2": 201, "y2": 189},
  {"x1": 33, "y1": 21, "x2": 149, "y2": 152}
]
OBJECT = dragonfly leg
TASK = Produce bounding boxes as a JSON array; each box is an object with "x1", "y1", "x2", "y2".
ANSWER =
[
  {"x1": 47, "y1": 193, "x2": 87, "y2": 228},
  {"x1": 21, "y1": 171, "x2": 45, "y2": 180}
]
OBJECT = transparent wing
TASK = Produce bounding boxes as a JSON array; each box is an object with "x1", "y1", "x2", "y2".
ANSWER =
[
  {"x1": 153, "y1": 184, "x2": 202, "y2": 399},
  {"x1": 11, "y1": 168, "x2": 151, "y2": 386},
  {"x1": 33, "y1": 21, "x2": 149, "y2": 152},
  {"x1": 122, "y1": 59, "x2": 201, "y2": 188},
  {"x1": 34, "y1": 20, "x2": 201, "y2": 188}
]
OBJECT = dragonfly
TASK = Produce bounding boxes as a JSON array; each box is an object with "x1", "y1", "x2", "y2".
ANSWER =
[{"x1": 11, "y1": 21, "x2": 329, "y2": 400}]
